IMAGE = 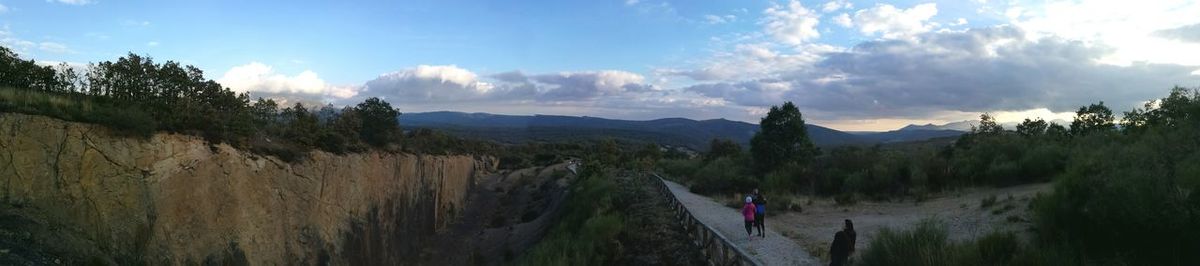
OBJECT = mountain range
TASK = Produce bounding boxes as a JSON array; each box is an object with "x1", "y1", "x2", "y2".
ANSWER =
[{"x1": 398, "y1": 111, "x2": 967, "y2": 150}]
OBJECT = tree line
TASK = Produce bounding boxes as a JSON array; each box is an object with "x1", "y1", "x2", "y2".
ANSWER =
[{"x1": 0, "y1": 45, "x2": 492, "y2": 160}]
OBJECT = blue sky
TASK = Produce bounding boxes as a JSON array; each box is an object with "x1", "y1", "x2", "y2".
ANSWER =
[{"x1": 7, "y1": 0, "x2": 1200, "y2": 130}]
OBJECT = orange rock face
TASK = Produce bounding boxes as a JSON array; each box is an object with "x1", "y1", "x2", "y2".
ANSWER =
[{"x1": 0, "y1": 113, "x2": 495, "y2": 265}]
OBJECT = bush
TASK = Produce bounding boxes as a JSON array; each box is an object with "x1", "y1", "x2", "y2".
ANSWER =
[
  {"x1": 859, "y1": 220, "x2": 1023, "y2": 266},
  {"x1": 858, "y1": 220, "x2": 951, "y2": 266},
  {"x1": 519, "y1": 165, "x2": 624, "y2": 265},
  {"x1": 764, "y1": 164, "x2": 805, "y2": 194},
  {"x1": 688, "y1": 157, "x2": 757, "y2": 195},
  {"x1": 1032, "y1": 127, "x2": 1200, "y2": 264},
  {"x1": 656, "y1": 158, "x2": 700, "y2": 181}
]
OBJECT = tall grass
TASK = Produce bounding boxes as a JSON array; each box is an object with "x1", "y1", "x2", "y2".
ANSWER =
[
  {"x1": 858, "y1": 220, "x2": 1026, "y2": 266},
  {"x1": 0, "y1": 88, "x2": 156, "y2": 137},
  {"x1": 517, "y1": 165, "x2": 626, "y2": 265}
]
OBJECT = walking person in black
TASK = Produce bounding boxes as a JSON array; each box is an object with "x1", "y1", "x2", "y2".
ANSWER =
[
  {"x1": 829, "y1": 219, "x2": 856, "y2": 266},
  {"x1": 830, "y1": 230, "x2": 849, "y2": 266},
  {"x1": 844, "y1": 219, "x2": 856, "y2": 258}
]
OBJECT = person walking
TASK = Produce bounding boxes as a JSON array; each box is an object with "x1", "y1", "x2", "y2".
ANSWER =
[
  {"x1": 844, "y1": 219, "x2": 857, "y2": 256},
  {"x1": 752, "y1": 189, "x2": 767, "y2": 237},
  {"x1": 742, "y1": 196, "x2": 756, "y2": 240},
  {"x1": 830, "y1": 230, "x2": 850, "y2": 266}
]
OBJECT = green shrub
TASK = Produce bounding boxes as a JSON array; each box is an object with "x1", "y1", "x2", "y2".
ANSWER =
[
  {"x1": 975, "y1": 231, "x2": 1019, "y2": 263},
  {"x1": 858, "y1": 220, "x2": 951, "y2": 266},
  {"x1": 688, "y1": 157, "x2": 757, "y2": 195},
  {"x1": 764, "y1": 164, "x2": 805, "y2": 193},
  {"x1": 859, "y1": 220, "x2": 1023, "y2": 266},
  {"x1": 985, "y1": 158, "x2": 1020, "y2": 186},
  {"x1": 519, "y1": 165, "x2": 625, "y2": 265},
  {"x1": 1032, "y1": 127, "x2": 1200, "y2": 264},
  {"x1": 657, "y1": 158, "x2": 700, "y2": 181}
]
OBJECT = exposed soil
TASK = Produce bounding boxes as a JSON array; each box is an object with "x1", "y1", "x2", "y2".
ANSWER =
[
  {"x1": 419, "y1": 162, "x2": 576, "y2": 265},
  {"x1": 0, "y1": 203, "x2": 105, "y2": 265},
  {"x1": 770, "y1": 183, "x2": 1053, "y2": 264}
]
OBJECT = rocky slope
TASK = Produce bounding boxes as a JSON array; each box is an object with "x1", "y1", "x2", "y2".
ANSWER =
[{"x1": 0, "y1": 113, "x2": 496, "y2": 265}]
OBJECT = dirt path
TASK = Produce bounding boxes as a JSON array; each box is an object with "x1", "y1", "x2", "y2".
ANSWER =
[
  {"x1": 664, "y1": 180, "x2": 818, "y2": 266},
  {"x1": 770, "y1": 183, "x2": 1053, "y2": 263}
]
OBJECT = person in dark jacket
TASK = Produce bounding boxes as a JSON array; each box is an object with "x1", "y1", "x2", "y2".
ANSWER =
[
  {"x1": 752, "y1": 189, "x2": 767, "y2": 237},
  {"x1": 830, "y1": 230, "x2": 849, "y2": 266},
  {"x1": 844, "y1": 219, "x2": 857, "y2": 255}
]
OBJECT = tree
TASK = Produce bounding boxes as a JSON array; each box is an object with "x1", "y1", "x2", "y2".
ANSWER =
[
  {"x1": 329, "y1": 106, "x2": 364, "y2": 151},
  {"x1": 635, "y1": 143, "x2": 662, "y2": 170},
  {"x1": 1069, "y1": 101, "x2": 1115, "y2": 136},
  {"x1": 750, "y1": 101, "x2": 818, "y2": 175},
  {"x1": 635, "y1": 143, "x2": 662, "y2": 161},
  {"x1": 1045, "y1": 123, "x2": 1069, "y2": 140},
  {"x1": 1123, "y1": 87, "x2": 1199, "y2": 133},
  {"x1": 1016, "y1": 118, "x2": 1048, "y2": 138},
  {"x1": 596, "y1": 138, "x2": 621, "y2": 166},
  {"x1": 705, "y1": 138, "x2": 742, "y2": 162},
  {"x1": 281, "y1": 103, "x2": 320, "y2": 147},
  {"x1": 355, "y1": 97, "x2": 401, "y2": 147},
  {"x1": 973, "y1": 113, "x2": 1004, "y2": 135},
  {"x1": 52, "y1": 62, "x2": 82, "y2": 93}
]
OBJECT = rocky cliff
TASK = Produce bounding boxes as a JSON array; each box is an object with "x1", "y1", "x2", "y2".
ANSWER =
[{"x1": 0, "y1": 113, "x2": 496, "y2": 265}]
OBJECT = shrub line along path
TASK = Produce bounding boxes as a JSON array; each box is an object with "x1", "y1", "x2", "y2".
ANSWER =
[{"x1": 663, "y1": 179, "x2": 818, "y2": 266}]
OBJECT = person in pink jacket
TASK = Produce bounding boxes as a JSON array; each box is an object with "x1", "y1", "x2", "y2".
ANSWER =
[{"x1": 742, "y1": 196, "x2": 756, "y2": 239}]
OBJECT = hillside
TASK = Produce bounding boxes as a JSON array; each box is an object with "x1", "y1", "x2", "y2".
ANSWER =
[{"x1": 398, "y1": 111, "x2": 868, "y2": 149}]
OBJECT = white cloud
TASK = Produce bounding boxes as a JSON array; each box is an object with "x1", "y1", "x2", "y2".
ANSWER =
[
  {"x1": 853, "y1": 3, "x2": 939, "y2": 39},
  {"x1": 677, "y1": 25, "x2": 1200, "y2": 122},
  {"x1": 0, "y1": 26, "x2": 73, "y2": 55},
  {"x1": 821, "y1": 0, "x2": 852, "y2": 13},
  {"x1": 705, "y1": 14, "x2": 736, "y2": 24},
  {"x1": 1007, "y1": 0, "x2": 1200, "y2": 66},
  {"x1": 361, "y1": 65, "x2": 494, "y2": 102},
  {"x1": 833, "y1": 13, "x2": 853, "y2": 27},
  {"x1": 0, "y1": 4, "x2": 9, "y2": 13},
  {"x1": 762, "y1": 0, "x2": 821, "y2": 45},
  {"x1": 48, "y1": 0, "x2": 94, "y2": 5},
  {"x1": 146, "y1": 41, "x2": 159, "y2": 47},
  {"x1": 352, "y1": 66, "x2": 658, "y2": 106},
  {"x1": 952, "y1": 18, "x2": 968, "y2": 26},
  {"x1": 530, "y1": 70, "x2": 651, "y2": 100},
  {"x1": 624, "y1": 0, "x2": 639, "y2": 6},
  {"x1": 217, "y1": 62, "x2": 354, "y2": 99},
  {"x1": 37, "y1": 42, "x2": 71, "y2": 53}
]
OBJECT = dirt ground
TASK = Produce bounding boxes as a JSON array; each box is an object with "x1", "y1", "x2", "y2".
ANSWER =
[
  {"x1": 769, "y1": 183, "x2": 1053, "y2": 263},
  {"x1": 419, "y1": 162, "x2": 576, "y2": 265}
]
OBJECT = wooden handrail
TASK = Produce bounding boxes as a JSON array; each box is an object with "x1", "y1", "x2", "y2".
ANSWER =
[{"x1": 652, "y1": 174, "x2": 763, "y2": 266}]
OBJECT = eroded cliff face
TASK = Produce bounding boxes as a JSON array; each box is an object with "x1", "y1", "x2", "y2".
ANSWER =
[{"x1": 0, "y1": 113, "x2": 496, "y2": 265}]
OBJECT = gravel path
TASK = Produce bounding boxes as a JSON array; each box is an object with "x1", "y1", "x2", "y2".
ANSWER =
[{"x1": 664, "y1": 179, "x2": 817, "y2": 266}]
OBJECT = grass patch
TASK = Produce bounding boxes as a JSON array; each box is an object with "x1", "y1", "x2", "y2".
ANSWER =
[
  {"x1": 990, "y1": 203, "x2": 1015, "y2": 215},
  {"x1": 979, "y1": 194, "x2": 998, "y2": 209},
  {"x1": 858, "y1": 220, "x2": 1023, "y2": 266}
]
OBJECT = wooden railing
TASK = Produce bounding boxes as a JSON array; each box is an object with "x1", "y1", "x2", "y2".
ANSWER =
[{"x1": 653, "y1": 174, "x2": 762, "y2": 266}]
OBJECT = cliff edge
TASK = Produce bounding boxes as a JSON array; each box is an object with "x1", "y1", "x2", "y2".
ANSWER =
[{"x1": 0, "y1": 113, "x2": 496, "y2": 265}]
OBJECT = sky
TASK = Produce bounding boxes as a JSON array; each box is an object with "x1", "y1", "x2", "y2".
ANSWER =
[{"x1": 6, "y1": 0, "x2": 1200, "y2": 131}]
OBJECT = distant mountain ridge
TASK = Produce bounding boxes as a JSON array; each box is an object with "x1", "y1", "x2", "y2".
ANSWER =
[
  {"x1": 398, "y1": 111, "x2": 865, "y2": 149},
  {"x1": 398, "y1": 111, "x2": 966, "y2": 150},
  {"x1": 900, "y1": 120, "x2": 977, "y2": 131}
]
